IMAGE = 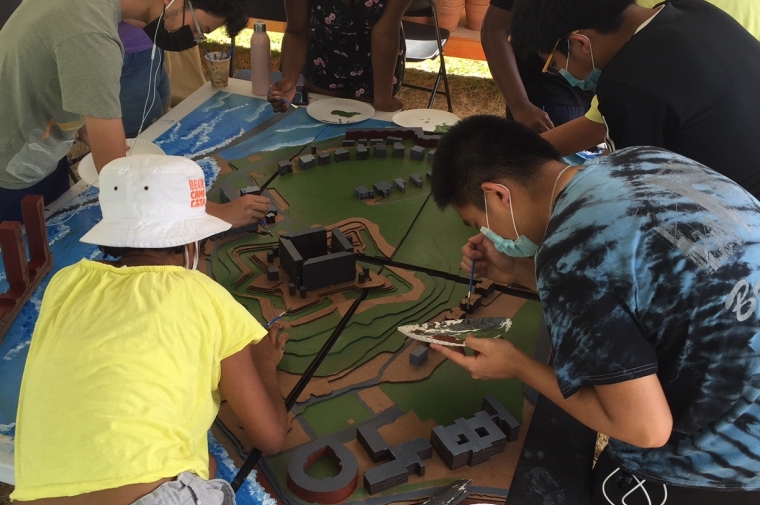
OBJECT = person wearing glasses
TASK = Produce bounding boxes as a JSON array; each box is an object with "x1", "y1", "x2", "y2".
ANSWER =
[
  {"x1": 481, "y1": 0, "x2": 593, "y2": 133},
  {"x1": 0, "y1": 0, "x2": 269, "y2": 228},
  {"x1": 508, "y1": 0, "x2": 760, "y2": 198}
]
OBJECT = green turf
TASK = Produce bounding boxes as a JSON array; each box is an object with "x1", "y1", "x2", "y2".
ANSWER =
[
  {"x1": 301, "y1": 393, "x2": 374, "y2": 438},
  {"x1": 305, "y1": 454, "x2": 341, "y2": 479}
]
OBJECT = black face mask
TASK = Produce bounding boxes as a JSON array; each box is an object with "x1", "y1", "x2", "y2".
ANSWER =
[{"x1": 143, "y1": 17, "x2": 197, "y2": 52}]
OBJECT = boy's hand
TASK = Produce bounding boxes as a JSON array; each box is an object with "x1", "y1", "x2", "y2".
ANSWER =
[
  {"x1": 431, "y1": 335, "x2": 523, "y2": 380},
  {"x1": 252, "y1": 324, "x2": 289, "y2": 368}
]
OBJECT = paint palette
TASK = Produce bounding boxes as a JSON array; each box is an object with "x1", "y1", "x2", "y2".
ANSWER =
[
  {"x1": 77, "y1": 139, "x2": 165, "y2": 187},
  {"x1": 398, "y1": 317, "x2": 513, "y2": 347},
  {"x1": 306, "y1": 98, "x2": 375, "y2": 124},
  {"x1": 392, "y1": 109, "x2": 460, "y2": 133}
]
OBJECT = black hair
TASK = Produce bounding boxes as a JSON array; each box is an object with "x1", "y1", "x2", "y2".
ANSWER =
[
  {"x1": 99, "y1": 245, "x2": 185, "y2": 259},
  {"x1": 510, "y1": 0, "x2": 636, "y2": 56},
  {"x1": 431, "y1": 115, "x2": 562, "y2": 211},
  {"x1": 191, "y1": 0, "x2": 257, "y2": 38}
]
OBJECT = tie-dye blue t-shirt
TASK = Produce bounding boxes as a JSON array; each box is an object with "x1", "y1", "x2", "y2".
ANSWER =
[{"x1": 535, "y1": 146, "x2": 760, "y2": 489}]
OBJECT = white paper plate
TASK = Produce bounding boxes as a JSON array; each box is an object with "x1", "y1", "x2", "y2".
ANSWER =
[
  {"x1": 392, "y1": 109, "x2": 460, "y2": 133},
  {"x1": 77, "y1": 139, "x2": 166, "y2": 187},
  {"x1": 306, "y1": 98, "x2": 375, "y2": 124},
  {"x1": 398, "y1": 317, "x2": 512, "y2": 347}
]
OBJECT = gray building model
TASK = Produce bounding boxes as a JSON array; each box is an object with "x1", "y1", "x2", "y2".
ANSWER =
[
  {"x1": 358, "y1": 425, "x2": 433, "y2": 495},
  {"x1": 299, "y1": 154, "x2": 316, "y2": 170},
  {"x1": 373, "y1": 181, "x2": 392, "y2": 198},
  {"x1": 278, "y1": 227, "x2": 356, "y2": 292},
  {"x1": 410, "y1": 145, "x2": 426, "y2": 161}
]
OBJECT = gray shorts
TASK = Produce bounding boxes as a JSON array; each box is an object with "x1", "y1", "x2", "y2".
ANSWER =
[{"x1": 131, "y1": 472, "x2": 236, "y2": 505}]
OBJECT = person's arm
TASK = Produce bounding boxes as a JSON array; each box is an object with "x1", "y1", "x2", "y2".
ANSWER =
[
  {"x1": 206, "y1": 196, "x2": 270, "y2": 228},
  {"x1": 269, "y1": 0, "x2": 311, "y2": 112},
  {"x1": 540, "y1": 115, "x2": 606, "y2": 156},
  {"x1": 370, "y1": 0, "x2": 413, "y2": 112},
  {"x1": 84, "y1": 116, "x2": 127, "y2": 172},
  {"x1": 461, "y1": 233, "x2": 538, "y2": 291},
  {"x1": 596, "y1": 82, "x2": 671, "y2": 152},
  {"x1": 433, "y1": 337, "x2": 673, "y2": 448},
  {"x1": 220, "y1": 327, "x2": 289, "y2": 455},
  {"x1": 482, "y1": 5, "x2": 552, "y2": 132}
]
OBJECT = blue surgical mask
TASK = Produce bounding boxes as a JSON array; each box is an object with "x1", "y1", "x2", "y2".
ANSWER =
[
  {"x1": 479, "y1": 184, "x2": 539, "y2": 258},
  {"x1": 559, "y1": 35, "x2": 601, "y2": 91}
]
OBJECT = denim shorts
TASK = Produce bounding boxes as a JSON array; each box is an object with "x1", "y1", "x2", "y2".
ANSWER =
[{"x1": 131, "y1": 472, "x2": 236, "y2": 505}]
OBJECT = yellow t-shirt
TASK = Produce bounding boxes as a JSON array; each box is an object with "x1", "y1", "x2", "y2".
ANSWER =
[
  {"x1": 12, "y1": 260, "x2": 267, "y2": 501},
  {"x1": 585, "y1": 0, "x2": 760, "y2": 123}
]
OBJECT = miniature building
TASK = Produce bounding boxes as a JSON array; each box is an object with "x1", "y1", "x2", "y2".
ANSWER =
[
  {"x1": 409, "y1": 345, "x2": 429, "y2": 366},
  {"x1": 219, "y1": 183, "x2": 239, "y2": 204},
  {"x1": 356, "y1": 144, "x2": 369, "y2": 160},
  {"x1": 410, "y1": 145, "x2": 426, "y2": 161},
  {"x1": 459, "y1": 294, "x2": 483, "y2": 313},
  {"x1": 367, "y1": 190, "x2": 375, "y2": 198},
  {"x1": 482, "y1": 395, "x2": 521, "y2": 442},
  {"x1": 334, "y1": 148, "x2": 350, "y2": 162},
  {"x1": 409, "y1": 174, "x2": 424, "y2": 188},
  {"x1": 358, "y1": 138, "x2": 368, "y2": 145},
  {"x1": 373, "y1": 181, "x2": 392, "y2": 198},
  {"x1": 475, "y1": 279, "x2": 495, "y2": 297},
  {"x1": 300, "y1": 285, "x2": 307, "y2": 298},
  {"x1": 278, "y1": 160, "x2": 293, "y2": 175},
  {"x1": 426, "y1": 171, "x2": 433, "y2": 181},
  {"x1": 265, "y1": 211, "x2": 277, "y2": 224},
  {"x1": 272, "y1": 246, "x2": 280, "y2": 258},
  {"x1": 362, "y1": 266, "x2": 370, "y2": 278},
  {"x1": 240, "y1": 185, "x2": 262, "y2": 196},
  {"x1": 354, "y1": 185, "x2": 370, "y2": 200},
  {"x1": 318, "y1": 153, "x2": 331, "y2": 165},
  {"x1": 358, "y1": 271, "x2": 366, "y2": 283},
  {"x1": 430, "y1": 410, "x2": 507, "y2": 470},
  {"x1": 370, "y1": 138, "x2": 383, "y2": 145},
  {"x1": 392, "y1": 142, "x2": 405, "y2": 158},
  {"x1": 345, "y1": 127, "x2": 440, "y2": 148},
  {"x1": 288, "y1": 282, "x2": 296, "y2": 296},
  {"x1": 286, "y1": 436, "x2": 359, "y2": 504},
  {"x1": 0, "y1": 195, "x2": 53, "y2": 342},
  {"x1": 358, "y1": 426, "x2": 433, "y2": 495},
  {"x1": 266, "y1": 251, "x2": 275, "y2": 263},
  {"x1": 342, "y1": 139, "x2": 355, "y2": 147},
  {"x1": 299, "y1": 154, "x2": 317, "y2": 170},
  {"x1": 267, "y1": 266, "x2": 279, "y2": 281},
  {"x1": 393, "y1": 178, "x2": 406, "y2": 193},
  {"x1": 331, "y1": 228, "x2": 354, "y2": 253},
  {"x1": 310, "y1": 144, "x2": 317, "y2": 155},
  {"x1": 374, "y1": 143, "x2": 387, "y2": 159},
  {"x1": 386, "y1": 136, "x2": 402, "y2": 145},
  {"x1": 279, "y1": 227, "x2": 357, "y2": 291},
  {"x1": 427, "y1": 149, "x2": 436, "y2": 164}
]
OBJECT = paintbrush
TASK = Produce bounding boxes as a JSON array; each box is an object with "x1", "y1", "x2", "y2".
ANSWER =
[
  {"x1": 265, "y1": 309, "x2": 289, "y2": 329},
  {"x1": 260, "y1": 218, "x2": 273, "y2": 236},
  {"x1": 466, "y1": 245, "x2": 477, "y2": 313},
  {"x1": 267, "y1": 90, "x2": 299, "y2": 109}
]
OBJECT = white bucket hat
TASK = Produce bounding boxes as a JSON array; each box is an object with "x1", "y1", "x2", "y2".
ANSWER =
[{"x1": 80, "y1": 154, "x2": 231, "y2": 248}]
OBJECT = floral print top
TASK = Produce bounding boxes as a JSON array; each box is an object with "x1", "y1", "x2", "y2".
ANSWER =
[{"x1": 304, "y1": 0, "x2": 405, "y2": 99}]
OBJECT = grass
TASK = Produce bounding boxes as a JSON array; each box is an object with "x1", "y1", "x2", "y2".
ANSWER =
[{"x1": 200, "y1": 28, "x2": 505, "y2": 118}]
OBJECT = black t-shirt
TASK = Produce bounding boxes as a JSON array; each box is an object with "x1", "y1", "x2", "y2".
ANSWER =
[
  {"x1": 598, "y1": 0, "x2": 760, "y2": 198},
  {"x1": 490, "y1": 0, "x2": 593, "y2": 108}
]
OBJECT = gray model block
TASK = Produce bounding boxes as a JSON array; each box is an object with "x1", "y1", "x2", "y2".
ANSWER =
[
  {"x1": 426, "y1": 171, "x2": 433, "y2": 181},
  {"x1": 266, "y1": 251, "x2": 275, "y2": 263},
  {"x1": 392, "y1": 142, "x2": 405, "y2": 158},
  {"x1": 363, "y1": 437, "x2": 433, "y2": 495},
  {"x1": 356, "y1": 144, "x2": 369, "y2": 160},
  {"x1": 299, "y1": 154, "x2": 317, "y2": 170},
  {"x1": 430, "y1": 411, "x2": 507, "y2": 470},
  {"x1": 278, "y1": 160, "x2": 293, "y2": 175},
  {"x1": 482, "y1": 395, "x2": 521, "y2": 442},
  {"x1": 373, "y1": 181, "x2": 392, "y2": 198},
  {"x1": 318, "y1": 153, "x2": 331, "y2": 165},
  {"x1": 386, "y1": 136, "x2": 402, "y2": 145},
  {"x1": 354, "y1": 185, "x2": 370, "y2": 200},
  {"x1": 272, "y1": 246, "x2": 279, "y2": 258},
  {"x1": 410, "y1": 145, "x2": 426, "y2": 161},
  {"x1": 240, "y1": 185, "x2": 262, "y2": 196},
  {"x1": 279, "y1": 237, "x2": 304, "y2": 283},
  {"x1": 427, "y1": 149, "x2": 436, "y2": 164},
  {"x1": 288, "y1": 282, "x2": 296, "y2": 296},
  {"x1": 286, "y1": 436, "x2": 359, "y2": 503},
  {"x1": 265, "y1": 211, "x2": 277, "y2": 224},
  {"x1": 409, "y1": 345, "x2": 428, "y2": 366},
  {"x1": 334, "y1": 148, "x2": 350, "y2": 162},
  {"x1": 370, "y1": 138, "x2": 383, "y2": 145},
  {"x1": 342, "y1": 139, "x2": 356, "y2": 147},
  {"x1": 310, "y1": 144, "x2": 317, "y2": 155},
  {"x1": 220, "y1": 183, "x2": 239, "y2": 204},
  {"x1": 331, "y1": 228, "x2": 353, "y2": 253},
  {"x1": 358, "y1": 138, "x2": 368, "y2": 146},
  {"x1": 374, "y1": 143, "x2": 387, "y2": 159},
  {"x1": 357, "y1": 425, "x2": 390, "y2": 463},
  {"x1": 283, "y1": 227, "x2": 328, "y2": 260},
  {"x1": 299, "y1": 285, "x2": 307, "y2": 298},
  {"x1": 393, "y1": 178, "x2": 406, "y2": 193},
  {"x1": 358, "y1": 271, "x2": 366, "y2": 283},
  {"x1": 302, "y1": 252, "x2": 356, "y2": 291},
  {"x1": 267, "y1": 266, "x2": 279, "y2": 281},
  {"x1": 409, "y1": 174, "x2": 424, "y2": 188}
]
